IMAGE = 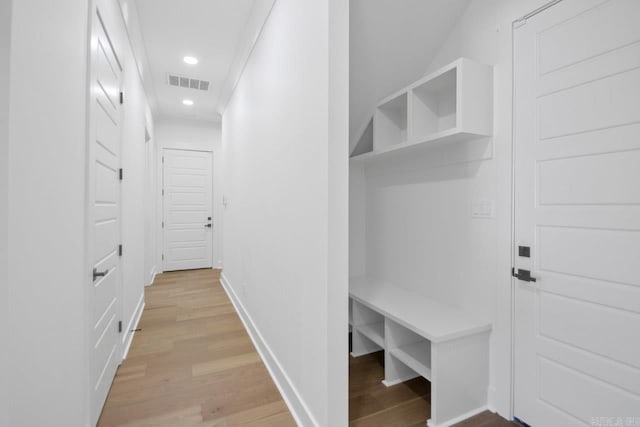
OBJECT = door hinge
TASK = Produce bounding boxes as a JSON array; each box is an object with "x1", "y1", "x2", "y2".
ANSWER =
[
  {"x1": 162, "y1": 221, "x2": 164, "y2": 228},
  {"x1": 513, "y1": 17, "x2": 527, "y2": 28},
  {"x1": 162, "y1": 254, "x2": 164, "y2": 260},
  {"x1": 118, "y1": 320, "x2": 123, "y2": 333},
  {"x1": 119, "y1": 168, "x2": 123, "y2": 181},
  {"x1": 162, "y1": 189, "x2": 165, "y2": 196},
  {"x1": 162, "y1": 156, "x2": 165, "y2": 163},
  {"x1": 118, "y1": 244, "x2": 123, "y2": 257},
  {"x1": 120, "y1": 92, "x2": 124, "y2": 105}
]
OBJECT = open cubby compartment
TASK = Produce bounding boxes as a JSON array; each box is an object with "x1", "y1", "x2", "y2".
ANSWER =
[
  {"x1": 374, "y1": 92, "x2": 408, "y2": 150},
  {"x1": 351, "y1": 300, "x2": 385, "y2": 356},
  {"x1": 411, "y1": 67, "x2": 457, "y2": 139},
  {"x1": 386, "y1": 319, "x2": 431, "y2": 381},
  {"x1": 410, "y1": 58, "x2": 493, "y2": 144}
]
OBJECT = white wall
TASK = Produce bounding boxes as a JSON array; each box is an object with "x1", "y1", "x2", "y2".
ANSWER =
[
  {"x1": 155, "y1": 118, "x2": 223, "y2": 270},
  {"x1": 144, "y1": 119, "x2": 158, "y2": 286},
  {"x1": 327, "y1": 1, "x2": 349, "y2": 425},
  {"x1": 349, "y1": 165, "x2": 366, "y2": 279},
  {"x1": 98, "y1": 0, "x2": 156, "y2": 357},
  {"x1": 6, "y1": 1, "x2": 90, "y2": 425},
  {"x1": 117, "y1": 0, "x2": 157, "y2": 113},
  {"x1": 221, "y1": 0, "x2": 348, "y2": 425},
  {"x1": 120, "y1": 25, "x2": 153, "y2": 346},
  {"x1": 353, "y1": 0, "x2": 553, "y2": 419},
  {"x1": 0, "y1": 1, "x2": 11, "y2": 425},
  {"x1": 4, "y1": 1, "x2": 154, "y2": 424},
  {"x1": 116, "y1": 0, "x2": 158, "y2": 289}
]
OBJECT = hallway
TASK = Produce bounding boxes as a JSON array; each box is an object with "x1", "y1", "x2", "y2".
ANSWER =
[
  {"x1": 98, "y1": 269, "x2": 517, "y2": 427},
  {"x1": 97, "y1": 269, "x2": 296, "y2": 427}
]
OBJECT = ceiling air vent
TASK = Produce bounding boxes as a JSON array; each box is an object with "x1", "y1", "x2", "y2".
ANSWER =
[{"x1": 167, "y1": 73, "x2": 211, "y2": 91}]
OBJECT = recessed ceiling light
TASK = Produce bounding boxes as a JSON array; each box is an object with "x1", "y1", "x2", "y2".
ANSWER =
[
  {"x1": 183, "y1": 56, "x2": 198, "y2": 65},
  {"x1": 182, "y1": 99, "x2": 194, "y2": 106}
]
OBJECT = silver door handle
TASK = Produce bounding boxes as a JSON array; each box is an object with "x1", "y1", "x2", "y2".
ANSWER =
[{"x1": 93, "y1": 268, "x2": 109, "y2": 281}]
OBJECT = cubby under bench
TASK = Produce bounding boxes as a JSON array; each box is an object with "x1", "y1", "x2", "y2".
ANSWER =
[{"x1": 349, "y1": 277, "x2": 492, "y2": 427}]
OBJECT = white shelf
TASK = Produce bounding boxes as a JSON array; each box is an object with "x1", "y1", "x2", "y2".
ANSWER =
[
  {"x1": 357, "y1": 322, "x2": 385, "y2": 348},
  {"x1": 350, "y1": 128, "x2": 487, "y2": 163},
  {"x1": 349, "y1": 276, "x2": 491, "y2": 343},
  {"x1": 351, "y1": 57, "x2": 492, "y2": 162},
  {"x1": 390, "y1": 341, "x2": 431, "y2": 380},
  {"x1": 349, "y1": 279, "x2": 492, "y2": 426}
]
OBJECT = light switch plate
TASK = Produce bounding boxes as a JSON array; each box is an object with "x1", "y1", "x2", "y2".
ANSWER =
[{"x1": 472, "y1": 200, "x2": 495, "y2": 219}]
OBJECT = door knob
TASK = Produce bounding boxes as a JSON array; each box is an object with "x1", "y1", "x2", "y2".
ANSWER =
[
  {"x1": 93, "y1": 267, "x2": 109, "y2": 281},
  {"x1": 204, "y1": 224, "x2": 212, "y2": 228}
]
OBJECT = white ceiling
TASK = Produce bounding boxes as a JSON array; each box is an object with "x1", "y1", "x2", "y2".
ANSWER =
[
  {"x1": 134, "y1": 0, "x2": 265, "y2": 122},
  {"x1": 350, "y1": 0, "x2": 470, "y2": 149},
  {"x1": 132, "y1": 0, "x2": 469, "y2": 127}
]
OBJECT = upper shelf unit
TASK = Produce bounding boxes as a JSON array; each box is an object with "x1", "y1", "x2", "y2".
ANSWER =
[{"x1": 352, "y1": 58, "x2": 493, "y2": 162}]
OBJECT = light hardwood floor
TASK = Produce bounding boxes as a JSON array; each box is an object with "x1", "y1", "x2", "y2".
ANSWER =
[{"x1": 98, "y1": 269, "x2": 296, "y2": 427}]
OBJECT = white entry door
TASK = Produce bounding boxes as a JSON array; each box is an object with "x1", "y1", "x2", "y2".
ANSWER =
[
  {"x1": 513, "y1": 0, "x2": 640, "y2": 425},
  {"x1": 163, "y1": 149, "x2": 213, "y2": 271},
  {"x1": 88, "y1": 4, "x2": 123, "y2": 426}
]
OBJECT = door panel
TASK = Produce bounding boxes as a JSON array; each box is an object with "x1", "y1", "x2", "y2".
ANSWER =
[
  {"x1": 89, "y1": 6, "x2": 122, "y2": 426},
  {"x1": 514, "y1": 0, "x2": 640, "y2": 424},
  {"x1": 537, "y1": 0, "x2": 640, "y2": 75},
  {"x1": 538, "y1": 150, "x2": 640, "y2": 205},
  {"x1": 538, "y1": 293, "x2": 640, "y2": 367},
  {"x1": 538, "y1": 357, "x2": 638, "y2": 424},
  {"x1": 163, "y1": 149, "x2": 213, "y2": 271},
  {"x1": 538, "y1": 226, "x2": 640, "y2": 286},
  {"x1": 538, "y1": 67, "x2": 640, "y2": 139}
]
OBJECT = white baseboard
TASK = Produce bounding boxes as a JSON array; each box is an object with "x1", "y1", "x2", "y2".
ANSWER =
[
  {"x1": 427, "y1": 406, "x2": 488, "y2": 427},
  {"x1": 146, "y1": 266, "x2": 157, "y2": 287},
  {"x1": 122, "y1": 293, "x2": 145, "y2": 360},
  {"x1": 382, "y1": 374, "x2": 419, "y2": 388},
  {"x1": 220, "y1": 272, "x2": 317, "y2": 427}
]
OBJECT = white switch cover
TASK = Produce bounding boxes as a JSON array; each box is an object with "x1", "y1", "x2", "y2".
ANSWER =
[{"x1": 472, "y1": 200, "x2": 495, "y2": 219}]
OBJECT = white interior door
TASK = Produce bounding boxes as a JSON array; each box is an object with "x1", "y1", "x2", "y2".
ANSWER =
[
  {"x1": 163, "y1": 149, "x2": 213, "y2": 271},
  {"x1": 88, "y1": 4, "x2": 123, "y2": 426},
  {"x1": 513, "y1": 0, "x2": 640, "y2": 425}
]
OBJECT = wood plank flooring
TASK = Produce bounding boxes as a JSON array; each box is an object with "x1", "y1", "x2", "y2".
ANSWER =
[
  {"x1": 349, "y1": 350, "x2": 519, "y2": 427},
  {"x1": 99, "y1": 268, "x2": 516, "y2": 427},
  {"x1": 98, "y1": 269, "x2": 296, "y2": 427}
]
